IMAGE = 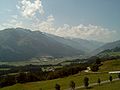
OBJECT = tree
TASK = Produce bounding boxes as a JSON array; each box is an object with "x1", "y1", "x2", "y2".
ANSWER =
[
  {"x1": 69, "y1": 81, "x2": 75, "y2": 90},
  {"x1": 0, "y1": 75, "x2": 16, "y2": 87},
  {"x1": 55, "y1": 84, "x2": 60, "y2": 90},
  {"x1": 90, "y1": 64, "x2": 99, "y2": 72},
  {"x1": 118, "y1": 73, "x2": 120, "y2": 79},
  {"x1": 16, "y1": 72, "x2": 27, "y2": 83},
  {"x1": 109, "y1": 75, "x2": 112, "y2": 82},
  {"x1": 95, "y1": 58, "x2": 101, "y2": 65},
  {"x1": 97, "y1": 78, "x2": 101, "y2": 86},
  {"x1": 84, "y1": 77, "x2": 89, "y2": 89}
]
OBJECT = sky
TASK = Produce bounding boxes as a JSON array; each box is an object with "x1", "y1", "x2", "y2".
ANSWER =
[{"x1": 0, "y1": 0, "x2": 120, "y2": 42}]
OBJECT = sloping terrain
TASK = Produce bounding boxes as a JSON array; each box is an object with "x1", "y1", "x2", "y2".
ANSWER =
[
  {"x1": 93, "y1": 40, "x2": 120, "y2": 55},
  {"x1": 46, "y1": 34, "x2": 104, "y2": 53},
  {"x1": 0, "y1": 28, "x2": 83, "y2": 61}
]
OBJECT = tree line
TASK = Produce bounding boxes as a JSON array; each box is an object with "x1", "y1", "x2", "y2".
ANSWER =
[{"x1": 0, "y1": 63, "x2": 87, "y2": 88}]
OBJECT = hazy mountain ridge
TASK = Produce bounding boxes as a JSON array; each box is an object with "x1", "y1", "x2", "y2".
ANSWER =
[
  {"x1": 1, "y1": 28, "x2": 116, "y2": 61},
  {"x1": 0, "y1": 28, "x2": 84, "y2": 61},
  {"x1": 93, "y1": 40, "x2": 120, "y2": 55},
  {"x1": 46, "y1": 33, "x2": 104, "y2": 53}
]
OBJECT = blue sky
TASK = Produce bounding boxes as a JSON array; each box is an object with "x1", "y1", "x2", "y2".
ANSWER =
[
  {"x1": 0, "y1": 0, "x2": 120, "y2": 42},
  {"x1": 43, "y1": 0, "x2": 120, "y2": 29}
]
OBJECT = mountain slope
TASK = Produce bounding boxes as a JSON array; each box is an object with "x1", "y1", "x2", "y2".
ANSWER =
[
  {"x1": 93, "y1": 40, "x2": 120, "y2": 55},
  {"x1": 0, "y1": 28, "x2": 83, "y2": 61},
  {"x1": 97, "y1": 47, "x2": 120, "y2": 58},
  {"x1": 46, "y1": 34, "x2": 104, "y2": 53}
]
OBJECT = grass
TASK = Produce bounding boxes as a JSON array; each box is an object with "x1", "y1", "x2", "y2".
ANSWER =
[
  {"x1": 0, "y1": 72, "x2": 118, "y2": 90},
  {"x1": 0, "y1": 59, "x2": 120, "y2": 90},
  {"x1": 0, "y1": 68, "x2": 10, "y2": 71},
  {"x1": 99, "y1": 59, "x2": 120, "y2": 72},
  {"x1": 77, "y1": 80, "x2": 120, "y2": 90}
]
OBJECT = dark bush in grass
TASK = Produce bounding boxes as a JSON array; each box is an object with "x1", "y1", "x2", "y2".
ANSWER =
[
  {"x1": 97, "y1": 78, "x2": 101, "y2": 85},
  {"x1": 84, "y1": 77, "x2": 89, "y2": 89},
  {"x1": 109, "y1": 75, "x2": 112, "y2": 82},
  {"x1": 55, "y1": 84, "x2": 60, "y2": 90},
  {"x1": 69, "y1": 80, "x2": 75, "y2": 90}
]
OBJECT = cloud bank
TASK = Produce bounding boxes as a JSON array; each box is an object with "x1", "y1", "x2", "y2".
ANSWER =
[{"x1": 36, "y1": 16, "x2": 117, "y2": 42}]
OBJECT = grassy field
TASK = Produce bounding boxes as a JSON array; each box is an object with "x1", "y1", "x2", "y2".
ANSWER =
[
  {"x1": 0, "y1": 68, "x2": 10, "y2": 71},
  {"x1": 0, "y1": 72, "x2": 118, "y2": 90},
  {"x1": 78, "y1": 80, "x2": 120, "y2": 90},
  {"x1": 0, "y1": 59, "x2": 120, "y2": 90},
  {"x1": 99, "y1": 59, "x2": 120, "y2": 72}
]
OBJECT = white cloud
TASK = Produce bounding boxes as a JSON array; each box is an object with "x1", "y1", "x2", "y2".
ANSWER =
[
  {"x1": 16, "y1": 5, "x2": 20, "y2": 9},
  {"x1": 17, "y1": 0, "x2": 44, "y2": 18},
  {"x1": 37, "y1": 15, "x2": 55, "y2": 31},
  {"x1": 34, "y1": 15, "x2": 117, "y2": 42},
  {"x1": 1, "y1": 20, "x2": 24, "y2": 29}
]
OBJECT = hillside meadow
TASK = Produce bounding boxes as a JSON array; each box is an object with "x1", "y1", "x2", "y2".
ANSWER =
[
  {"x1": 0, "y1": 72, "x2": 118, "y2": 90},
  {"x1": 78, "y1": 80, "x2": 120, "y2": 90},
  {"x1": 0, "y1": 59, "x2": 120, "y2": 90}
]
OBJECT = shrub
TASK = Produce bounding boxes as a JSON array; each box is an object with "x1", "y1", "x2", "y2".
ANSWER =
[
  {"x1": 84, "y1": 77, "x2": 89, "y2": 89},
  {"x1": 69, "y1": 81, "x2": 75, "y2": 90},
  {"x1": 55, "y1": 84, "x2": 60, "y2": 90}
]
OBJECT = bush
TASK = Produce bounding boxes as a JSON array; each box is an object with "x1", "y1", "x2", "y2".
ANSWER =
[
  {"x1": 55, "y1": 84, "x2": 60, "y2": 90},
  {"x1": 69, "y1": 81, "x2": 75, "y2": 90},
  {"x1": 95, "y1": 58, "x2": 101, "y2": 65},
  {"x1": 97, "y1": 78, "x2": 101, "y2": 85},
  {"x1": 109, "y1": 75, "x2": 112, "y2": 82},
  {"x1": 90, "y1": 64, "x2": 99, "y2": 72},
  {"x1": 0, "y1": 75, "x2": 16, "y2": 88}
]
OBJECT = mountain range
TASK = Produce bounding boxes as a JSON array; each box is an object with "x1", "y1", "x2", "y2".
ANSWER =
[
  {"x1": 0, "y1": 28, "x2": 120, "y2": 61},
  {"x1": 0, "y1": 28, "x2": 83, "y2": 61},
  {"x1": 46, "y1": 34, "x2": 104, "y2": 53}
]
